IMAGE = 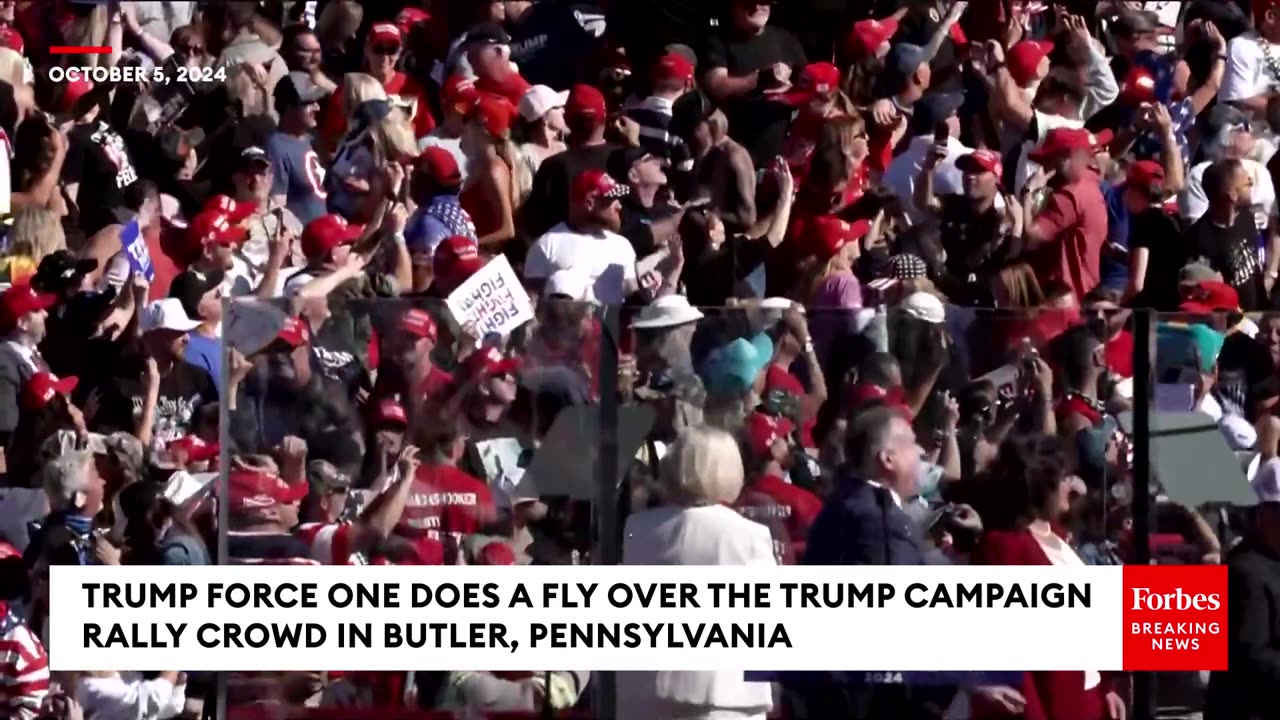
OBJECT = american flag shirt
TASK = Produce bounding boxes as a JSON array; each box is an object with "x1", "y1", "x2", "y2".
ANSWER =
[
  {"x1": 406, "y1": 195, "x2": 478, "y2": 254},
  {"x1": 0, "y1": 602, "x2": 48, "y2": 719}
]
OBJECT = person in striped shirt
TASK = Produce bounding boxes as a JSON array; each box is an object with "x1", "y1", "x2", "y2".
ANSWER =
[
  {"x1": 625, "y1": 50, "x2": 697, "y2": 170},
  {"x1": 0, "y1": 600, "x2": 48, "y2": 720}
]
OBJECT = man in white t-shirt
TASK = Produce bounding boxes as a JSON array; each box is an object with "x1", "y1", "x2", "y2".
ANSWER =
[
  {"x1": 1179, "y1": 104, "x2": 1276, "y2": 231},
  {"x1": 524, "y1": 169, "x2": 637, "y2": 305},
  {"x1": 1220, "y1": 2, "x2": 1280, "y2": 160},
  {"x1": 883, "y1": 91, "x2": 971, "y2": 225}
]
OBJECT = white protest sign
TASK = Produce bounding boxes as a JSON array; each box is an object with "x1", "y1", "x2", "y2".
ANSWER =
[{"x1": 445, "y1": 255, "x2": 534, "y2": 338}]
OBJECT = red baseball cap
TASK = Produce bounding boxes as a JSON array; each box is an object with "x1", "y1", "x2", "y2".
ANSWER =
[
  {"x1": 301, "y1": 214, "x2": 363, "y2": 259},
  {"x1": 168, "y1": 435, "x2": 219, "y2": 463},
  {"x1": 396, "y1": 7, "x2": 431, "y2": 34},
  {"x1": 652, "y1": 52, "x2": 695, "y2": 84},
  {"x1": 275, "y1": 316, "x2": 310, "y2": 348},
  {"x1": 1126, "y1": 160, "x2": 1166, "y2": 190},
  {"x1": 369, "y1": 22, "x2": 402, "y2": 47},
  {"x1": 1027, "y1": 127, "x2": 1094, "y2": 164},
  {"x1": 846, "y1": 382, "x2": 912, "y2": 419},
  {"x1": 0, "y1": 27, "x2": 24, "y2": 55},
  {"x1": 433, "y1": 235, "x2": 483, "y2": 286},
  {"x1": 441, "y1": 74, "x2": 479, "y2": 115},
  {"x1": 415, "y1": 145, "x2": 462, "y2": 186},
  {"x1": 571, "y1": 169, "x2": 630, "y2": 206},
  {"x1": 565, "y1": 83, "x2": 607, "y2": 123},
  {"x1": 956, "y1": 149, "x2": 1003, "y2": 181},
  {"x1": 203, "y1": 195, "x2": 258, "y2": 223},
  {"x1": 743, "y1": 412, "x2": 794, "y2": 458},
  {"x1": 1007, "y1": 40, "x2": 1054, "y2": 88},
  {"x1": 1180, "y1": 281, "x2": 1240, "y2": 314},
  {"x1": 475, "y1": 541, "x2": 517, "y2": 566},
  {"x1": 23, "y1": 372, "x2": 77, "y2": 411},
  {"x1": 461, "y1": 346, "x2": 522, "y2": 381},
  {"x1": 0, "y1": 284, "x2": 56, "y2": 329},
  {"x1": 56, "y1": 78, "x2": 94, "y2": 115},
  {"x1": 401, "y1": 308, "x2": 438, "y2": 342},
  {"x1": 374, "y1": 398, "x2": 409, "y2": 427},
  {"x1": 804, "y1": 216, "x2": 871, "y2": 260},
  {"x1": 229, "y1": 468, "x2": 308, "y2": 512},
  {"x1": 470, "y1": 94, "x2": 517, "y2": 137},
  {"x1": 1121, "y1": 67, "x2": 1158, "y2": 105},
  {"x1": 0, "y1": 541, "x2": 18, "y2": 561},
  {"x1": 780, "y1": 62, "x2": 842, "y2": 107},
  {"x1": 847, "y1": 16, "x2": 899, "y2": 59},
  {"x1": 189, "y1": 210, "x2": 249, "y2": 250}
]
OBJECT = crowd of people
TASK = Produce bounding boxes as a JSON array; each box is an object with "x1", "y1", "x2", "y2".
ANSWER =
[{"x1": 2, "y1": 0, "x2": 1280, "y2": 718}]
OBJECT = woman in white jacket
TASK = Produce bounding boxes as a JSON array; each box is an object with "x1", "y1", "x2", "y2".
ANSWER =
[
  {"x1": 76, "y1": 670, "x2": 186, "y2": 720},
  {"x1": 618, "y1": 426, "x2": 776, "y2": 720}
]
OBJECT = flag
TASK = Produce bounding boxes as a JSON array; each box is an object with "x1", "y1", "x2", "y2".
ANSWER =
[{"x1": 118, "y1": 219, "x2": 155, "y2": 282}]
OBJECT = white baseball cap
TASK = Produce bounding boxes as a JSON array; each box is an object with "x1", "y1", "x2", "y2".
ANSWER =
[
  {"x1": 141, "y1": 298, "x2": 202, "y2": 334},
  {"x1": 544, "y1": 269, "x2": 597, "y2": 304},
  {"x1": 518, "y1": 85, "x2": 569, "y2": 122}
]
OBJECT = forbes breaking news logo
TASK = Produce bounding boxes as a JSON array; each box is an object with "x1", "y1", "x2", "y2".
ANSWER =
[{"x1": 1122, "y1": 566, "x2": 1227, "y2": 670}]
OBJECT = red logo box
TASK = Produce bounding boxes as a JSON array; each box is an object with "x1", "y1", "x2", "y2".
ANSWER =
[{"x1": 1122, "y1": 565, "x2": 1227, "y2": 671}]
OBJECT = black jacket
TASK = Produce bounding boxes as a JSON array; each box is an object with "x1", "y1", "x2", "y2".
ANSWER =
[
  {"x1": 1206, "y1": 538, "x2": 1280, "y2": 720},
  {"x1": 802, "y1": 475, "x2": 929, "y2": 566}
]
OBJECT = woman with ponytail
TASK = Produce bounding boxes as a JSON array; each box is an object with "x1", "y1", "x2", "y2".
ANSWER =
[{"x1": 460, "y1": 95, "x2": 526, "y2": 256}]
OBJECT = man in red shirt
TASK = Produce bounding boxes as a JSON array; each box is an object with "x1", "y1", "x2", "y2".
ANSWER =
[
  {"x1": 734, "y1": 412, "x2": 822, "y2": 562},
  {"x1": 1023, "y1": 127, "x2": 1109, "y2": 302},
  {"x1": 398, "y1": 416, "x2": 497, "y2": 560},
  {"x1": 321, "y1": 23, "x2": 436, "y2": 142},
  {"x1": 374, "y1": 308, "x2": 453, "y2": 418},
  {"x1": 763, "y1": 304, "x2": 827, "y2": 451}
]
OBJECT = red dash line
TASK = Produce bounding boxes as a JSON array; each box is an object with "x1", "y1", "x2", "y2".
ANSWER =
[{"x1": 49, "y1": 46, "x2": 112, "y2": 55}]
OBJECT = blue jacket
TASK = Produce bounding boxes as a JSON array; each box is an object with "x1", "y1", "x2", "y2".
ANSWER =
[{"x1": 802, "y1": 476, "x2": 930, "y2": 566}]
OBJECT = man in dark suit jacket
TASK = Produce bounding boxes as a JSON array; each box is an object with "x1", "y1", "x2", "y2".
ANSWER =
[
  {"x1": 788, "y1": 405, "x2": 950, "y2": 719},
  {"x1": 1206, "y1": 492, "x2": 1280, "y2": 720}
]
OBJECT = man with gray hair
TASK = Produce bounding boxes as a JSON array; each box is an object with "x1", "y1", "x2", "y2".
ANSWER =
[{"x1": 25, "y1": 448, "x2": 106, "y2": 567}]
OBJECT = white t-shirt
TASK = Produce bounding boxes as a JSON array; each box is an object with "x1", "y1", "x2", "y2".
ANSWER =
[
  {"x1": 883, "y1": 135, "x2": 971, "y2": 225},
  {"x1": 525, "y1": 223, "x2": 638, "y2": 305},
  {"x1": 1179, "y1": 158, "x2": 1276, "y2": 232},
  {"x1": 1220, "y1": 32, "x2": 1280, "y2": 103}
]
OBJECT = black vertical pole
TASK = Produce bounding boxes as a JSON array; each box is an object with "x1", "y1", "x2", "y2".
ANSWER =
[
  {"x1": 595, "y1": 303, "x2": 621, "y2": 720},
  {"x1": 1132, "y1": 309, "x2": 1153, "y2": 720}
]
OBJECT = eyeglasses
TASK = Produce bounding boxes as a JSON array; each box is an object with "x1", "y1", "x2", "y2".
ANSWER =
[
  {"x1": 177, "y1": 43, "x2": 205, "y2": 55},
  {"x1": 371, "y1": 44, "x2": 401, "y2": 56}
]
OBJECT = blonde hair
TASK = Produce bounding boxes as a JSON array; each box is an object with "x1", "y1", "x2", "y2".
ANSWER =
[
  {"x1": 61, "y1": 6, "x2": 109, "y2": 68},
  {"x1": 661, "y1": 426, "x2": 745, "y2": 506},
  {"x1": 341, "y1": 73, "x2": 387, "y2": 117},
  {"x1": 9, "y1": 207, "x2": 66, "y2": 263},
  {"x1": 994, "y1": 263, "x2": 1047, "y2": 308},
  {"x1": 0, "y1": 48, "x2": 24, "y2": 87},
  {"x1": 373, "y1": 108, "x2": 418, "y2": 164}
]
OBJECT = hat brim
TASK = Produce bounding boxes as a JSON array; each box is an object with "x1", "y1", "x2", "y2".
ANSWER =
[
  {"x1": 277, "y1": 481, "x2": 309, "y2": 505},
  {"x1": 210, "y1": 226, "x2": 250, "y2": 247},
  {"x1": 955, "y1": 155, "x2": 998, "y2": 175},
  {"x1": 632, "y1": 306, "x2": 705, "y2": 329},
  {"x1": 1179, "y1": 301, "x2": 1234, "y2": 315},
  {"x1": 54, "y1": 376, "x2": 79, "y2": 396}
]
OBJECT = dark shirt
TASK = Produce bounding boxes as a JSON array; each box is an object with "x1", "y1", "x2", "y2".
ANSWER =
[
  {"x1": 227, "y1": 531, "x2": 312, "y2": 563},
  {"x1": 1185, "y1": 210, "x2": 1266, "y2": 311},
  {"x1": 522, "y1": 143, "x2": 619, "y2": 238},
  {"x1": 63, "y1": 121, "x2": 139, "y2": 235},
  {"x1": 618, "y1": 194, "x2": 678, "y2": 257},
  {"x1": 700, "y1": 25, "x2": 807, "y2": 167},
  {"x1": 266, "y1": 131, "x2": 328, "y2": 225},
  {"x1": 683, "y1": 235, "x2": 770, "y2": 307},
  {"x1": 506, "y1": 2, "x2": 600, "y2": 90},
  {"x1": 1129, "y1": 207, "x2": 1187, "y2": 311},
  {"x1": 94, "y1": 355, "x2": 217, "y2": 445}
]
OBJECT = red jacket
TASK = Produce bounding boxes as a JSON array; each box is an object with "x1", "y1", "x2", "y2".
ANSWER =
[{"x1": 971, "y1": 528, "x2": 1107, "y2": 720}]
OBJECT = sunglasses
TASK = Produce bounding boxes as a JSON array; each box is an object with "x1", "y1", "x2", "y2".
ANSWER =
[
  {"x1": 371, "y1": 44, "x2": 401, "y2": 56},
  {"x1": 177, "y1": 43, "x2": 205, "y2": 55}
]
